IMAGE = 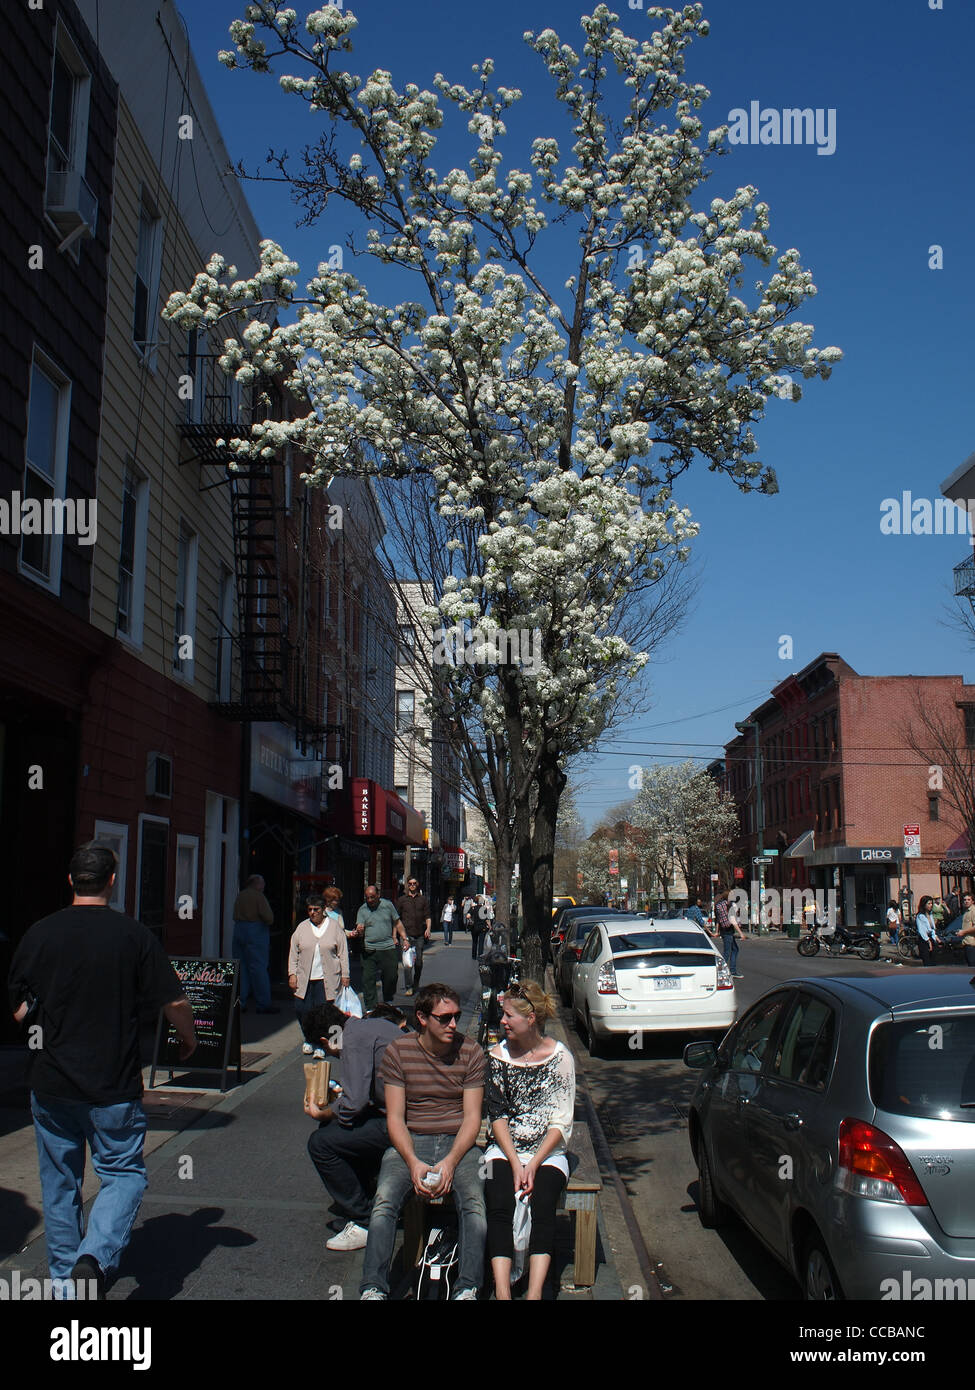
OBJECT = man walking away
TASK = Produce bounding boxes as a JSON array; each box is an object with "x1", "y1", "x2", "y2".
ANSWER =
[
  {"x1": 305, "y1": 1001, "x2": 408, "y2": 1251},
  {"x1": 232, "y1": 874, "x2": 279, "y2": 1014},
  {"x1": 8, "y1": 842, "x2": 196, "y2": 1297},
  {"x1": 685, "y1": 897, "x2": 707, "y2": 930},
  {"x1": 359, "y1": 983, "x2": 486, "y2": 1300},
  {"x1": 356, "y1": 886, "x2": 407, "y2": 1010},
  {"x1": 713, "y1": 891, "x2": 745, "y2": 979},
  {"x1": 396, "y1": 876, "x2": 431, "y2": 995}
]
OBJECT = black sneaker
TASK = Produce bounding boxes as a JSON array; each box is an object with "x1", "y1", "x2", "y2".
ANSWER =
[{"x1": 70, "y1": 1254, "x2": 105, "y2": 1300}]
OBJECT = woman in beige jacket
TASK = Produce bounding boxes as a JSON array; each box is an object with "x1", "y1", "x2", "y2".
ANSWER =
[{"x1": 288, "y1": 889, "x2": 351, "y2": 1038}]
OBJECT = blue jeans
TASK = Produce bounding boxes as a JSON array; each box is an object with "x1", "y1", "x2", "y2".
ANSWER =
[
  {"x1": 359, "y1": 1137, "x2": 487, "y2": 1296},
  {"x1": 233, "y1": 919, "x2": 272, "y2": 1009},
  {"x1": 720, "y1": 932, "x2": 739, "y2": 974},
  {"x1": 31, "y1": 1092, "x2": 148, "y2": 1285}
]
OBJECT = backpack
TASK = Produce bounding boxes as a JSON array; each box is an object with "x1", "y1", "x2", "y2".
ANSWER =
[{"x1": 415, "y1": 1225, "x2": 459, "y2": 1301}]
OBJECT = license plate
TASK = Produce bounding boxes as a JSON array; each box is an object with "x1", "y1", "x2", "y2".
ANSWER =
[{"x1": 654, "y1": 977, "x2": 681, "y2": 991}]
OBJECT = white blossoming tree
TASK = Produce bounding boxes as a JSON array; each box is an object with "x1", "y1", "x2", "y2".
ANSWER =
[
  {"x1": 163, "y1": 1, "x2": 840, "y2": 977},
  {"x1": 631, "y1": 760, "x2": 739, "y2": 898}
]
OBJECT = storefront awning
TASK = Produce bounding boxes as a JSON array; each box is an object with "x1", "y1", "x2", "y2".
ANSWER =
[{"x1": 785, "y1": 829, "x2": 815, "y2": 859}]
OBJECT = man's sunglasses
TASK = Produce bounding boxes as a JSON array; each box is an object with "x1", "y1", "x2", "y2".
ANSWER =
[{"x1": 429, "y1": 1010, "x2": 462, "y2": 1024}]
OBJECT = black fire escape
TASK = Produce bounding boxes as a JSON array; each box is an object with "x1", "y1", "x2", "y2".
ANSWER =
[{"x1": 178, "y1": 348, "x2": 334, "y2": 756}]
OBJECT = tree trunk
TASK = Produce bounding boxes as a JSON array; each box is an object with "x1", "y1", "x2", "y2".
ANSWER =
[{"x1": 519, "y1": 753, "x2": 566, "y2": 983}]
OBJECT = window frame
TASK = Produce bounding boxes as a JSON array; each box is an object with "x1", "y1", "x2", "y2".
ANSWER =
[
  {"x1": 44, "y1": 20, "x2": 92, "y2": 259},
  {"x1": 93, "y1": 820, "x2": 128, "y2": 913},
  {"x1": 19, "y1": 350, "x2": 72, "y2": 592},
  {"x1": 172, "y1": 520, "x2": 199, "y2": 681},
  {"x1": 133, "y1": 187, "x2": 163, "y2": 364},
  {"x1": 174, "y1": 833, "x2": 199, "y2": 911}
]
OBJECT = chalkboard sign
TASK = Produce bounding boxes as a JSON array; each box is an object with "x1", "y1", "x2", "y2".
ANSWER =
[{"x1": 149, "y1": 958, "x2": 242, "y2": 1093}]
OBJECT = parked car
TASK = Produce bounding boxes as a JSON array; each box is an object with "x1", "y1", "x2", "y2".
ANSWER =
[
  {"x1": 553, "y1": 912, "x2": 614, "y2": 1003},
  {"x1": 684, "y1": 970, "x2": 975, "y2": 1300},
  {"x1": 571, "y1": 916, "x2": 736, "y2": 1056},
  {"x1": 551, "y1": 902, "x2": 620, "y2": 948},
  {"x1": 551, "y1": 895, "x2": 576, "y2": 918}
]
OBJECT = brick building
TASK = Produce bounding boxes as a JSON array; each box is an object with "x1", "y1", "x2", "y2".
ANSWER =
[{"x1": 725, "y1": 652, "x2": 975, "y2": 926}]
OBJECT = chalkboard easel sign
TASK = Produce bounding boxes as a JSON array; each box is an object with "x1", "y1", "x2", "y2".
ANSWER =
[{"x1": 149, "y1": 958, "x2": 242, "y2": 1093}]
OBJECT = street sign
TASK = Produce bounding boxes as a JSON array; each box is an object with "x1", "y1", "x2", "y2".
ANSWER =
[
  {"x1": 753, "y1": 856, "x2": 774, "y2": 866},
  {"x1": 764, "y1": 848, "x2": 779, "y2": 856},
  {"x1": 903, "y1": 824, "x2": 921, "y2": 858},
  {"x1": 733, "y1": 867, "x2": 745, "y2": 880}
]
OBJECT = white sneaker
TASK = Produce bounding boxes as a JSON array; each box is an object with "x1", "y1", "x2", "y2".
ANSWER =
[
  {"x1": 301, "y1": 1043, "x2": 314, "y2": 1054},
  {"x1": 327, "y1": 1221, "x2": 369, "y2": 1251},
  {"x1": 313, "y1": 1048, "x2": 326, "y2": 1060},
  {"x1": 360, "y1": 1288, "x2": 387, "y2": 1300},
  {"x1": 452, "y1": 1287, "x2": 478, "y2": 1300}
]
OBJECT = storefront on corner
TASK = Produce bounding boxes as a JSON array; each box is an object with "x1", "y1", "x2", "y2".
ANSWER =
[{"x1": 787, "y1": 837, "x2": 906, "y2": 928}]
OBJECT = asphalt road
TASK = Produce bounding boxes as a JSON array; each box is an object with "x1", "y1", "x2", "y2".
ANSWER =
[{"x1": 558, "y1": 932, "x2": 919, "y2": 1300}]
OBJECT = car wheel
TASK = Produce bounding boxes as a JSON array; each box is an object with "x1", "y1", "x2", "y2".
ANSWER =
[
  {"x1": 586, "y1": 1008, "x2": 604, "y2": 1059},
  {"x1": 796, "y1": 935, "x2": 819, "y2": 957},
  {"x1": 696, "y1": 1144, "x2": 727, "y2": 1229},
  {"x1": 802, "y1": 1230, "x2": 844, "y2": 1301}
]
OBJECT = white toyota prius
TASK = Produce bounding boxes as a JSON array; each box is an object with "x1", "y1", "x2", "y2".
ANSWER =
[{"x1": 571, "y1": 915, "x2": 737, "y2": 1056}]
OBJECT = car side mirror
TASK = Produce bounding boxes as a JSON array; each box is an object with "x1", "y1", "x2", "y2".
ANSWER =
[{"x1": 683, "y1": 1041, "x2": 718, "y2": 1069}]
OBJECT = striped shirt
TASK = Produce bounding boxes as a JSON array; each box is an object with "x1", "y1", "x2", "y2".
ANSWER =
[{"x1": 381, "y1": 1033, "x2": 486, "y2": 1134}]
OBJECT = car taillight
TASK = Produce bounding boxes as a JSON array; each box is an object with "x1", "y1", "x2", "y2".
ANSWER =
[
  {"x1": 569, "y1": 946, "x2": 583, "y2": 960},
  {"x1": 716, "y1": 957, "x2": 734, "y2": 990},
  {"x1": 837, "y1": 1119, "x2": 928, "y2": 1206},
  {"x1": 596, "y1": 962, "x2": 618, "y2": 994}
]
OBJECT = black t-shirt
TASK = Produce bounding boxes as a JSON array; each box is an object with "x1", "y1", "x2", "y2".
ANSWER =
[{"x1": 8, "y1": 905, "x2": 184, "y2": 1104}]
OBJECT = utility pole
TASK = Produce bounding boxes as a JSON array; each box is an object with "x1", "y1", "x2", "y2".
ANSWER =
[{"x1": 735, "y1": 719, "x2": 765, "y2": 935}]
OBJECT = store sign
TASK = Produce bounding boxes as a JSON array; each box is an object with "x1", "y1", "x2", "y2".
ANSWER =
[
  {"x1": 860, "y1": 848, "x2": 893, "y2": 861},
  {"x1": 443, "y1": 849, "x2": 466, "y2": 872},
  {"x1": 250, "y1": 723, "x2": 321, "y2": 817},
  {"x1": 355, "y1": 779, "x2": 372, "y2": 835}
]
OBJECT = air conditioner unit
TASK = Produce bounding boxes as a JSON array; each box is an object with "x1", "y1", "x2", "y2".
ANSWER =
[
  {"x1": 146, "y1": 752, "x2": 173, "y2": 799},
  {"x1": 46, "y1": 167, "x2": 98, "y2": 247}
]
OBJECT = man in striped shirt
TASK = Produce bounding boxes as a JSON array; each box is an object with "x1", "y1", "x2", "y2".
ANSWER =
[{"x1": 359, "y1": 983, "x2": 486, "y2": 1300}]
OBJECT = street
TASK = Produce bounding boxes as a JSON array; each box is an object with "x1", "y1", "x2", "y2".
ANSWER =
[{"x1": 559, "y1": 933, "x2": 925, "y2": 1301}]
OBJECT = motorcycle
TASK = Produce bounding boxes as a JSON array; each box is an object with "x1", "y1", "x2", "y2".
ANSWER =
[{"x1": 797, "y1": 924, "x2": 880, "y2": 961}]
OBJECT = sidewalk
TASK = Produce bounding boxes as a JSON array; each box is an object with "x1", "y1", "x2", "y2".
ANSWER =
[{"x1": 0, "y1": 936, "x2": 626, "y2": 1300}]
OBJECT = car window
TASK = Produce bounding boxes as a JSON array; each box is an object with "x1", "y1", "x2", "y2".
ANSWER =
[
  {"x1": 771, "y1": 994, "x2": 837, "y2": 1090},
  {"x1": 870, "y1": 1014, "x2": 975, "y2": 1123},
  {"x1": 572, "y1": 918, "x2": 603, "y2": 943},
  {"x1": 730, "y1": 994, "x2": 790, "y2": 1074},
  {"x1": 608, "y1": 931, "x2": 711, "y2": 953},
  {"x1": 580, "y1": 928, "x2": 602, "y2": 964}
]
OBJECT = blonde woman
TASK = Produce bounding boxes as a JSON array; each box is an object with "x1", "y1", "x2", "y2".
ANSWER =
[
  {"x1": 288, "y1": 889, "x2": 351, "y2": 1042},
  {"x1": 484, "y1": 980, "x2": 575, "y2": 1300}
]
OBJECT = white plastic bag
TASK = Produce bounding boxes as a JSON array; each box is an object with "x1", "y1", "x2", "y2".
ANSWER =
[
  {"x1": 511, "y1": 1190, "x2": 532, "y2": 1283},
  {"x1": 402, "y1": 945, "x2": 416, "y2": 968},
  {"x1": 336, "y1": 985, "x2": 363, "y2": 1018}
]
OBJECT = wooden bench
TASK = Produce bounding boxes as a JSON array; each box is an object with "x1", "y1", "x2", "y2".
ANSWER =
[{"x1": 401, "y1": 1121, "x2": 603, "y2": 1288}]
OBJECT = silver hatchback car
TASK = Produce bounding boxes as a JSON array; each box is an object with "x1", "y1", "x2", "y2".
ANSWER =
[{"x1": 684, "y1": 970, "x2": 975, "y2": 1300}]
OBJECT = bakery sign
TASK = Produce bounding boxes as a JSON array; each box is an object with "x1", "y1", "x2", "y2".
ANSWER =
[{"x1": 354, "y1": 778, "x2": 372, "y2": 836}]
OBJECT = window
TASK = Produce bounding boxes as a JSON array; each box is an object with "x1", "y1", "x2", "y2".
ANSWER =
[
  {"x1": 137, "y1": 815, "x2": 169, "y2": 939},
  {"x1": 396, "y1": 690, "x2": 415, "y2": 731},
  {"x1": 730, "y1": 993, "x2": 789, "y2": 1073},
  {"x1": 398, "y1": 624, "x2": 416, "y2": 664},
  {"x1": 116, "y1": 463, "x2": 148, "y2": 643},
  {"x1": 962, "y1": 705, "x2": 975, "y2": 750},
  {"x1": 174, "y1": 834, "x2": 199, "y2": 911},
  {"x1": 771, "y1": 994, "x2": 836, "y2": 1090},
  {"x1": 173, "y1": 522, "x2": 198, "y2": 677},
  {"x1": 45, "y1": 23, "x2": 94, "y2": 254},
  {"x1": 133, "y1": 192, "x2": 162, "y2": 358},
  {"x1": 20, "y1": 354, "x2": 71, "y2": 588},
  {"x1": 929, "y1": 795, "x2": 940, "y2": 822},
  {"x1": 93, "y1": 821, "x2": 128, "y2": 912}
]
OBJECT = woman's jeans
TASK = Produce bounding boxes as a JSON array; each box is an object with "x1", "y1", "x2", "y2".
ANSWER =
[
  {"x1": 720, "y1": 931, "x2": 739, "y2": 974},
  {"x1": 359, "y1": 1137, "x2": 486, "y2": 1296}
]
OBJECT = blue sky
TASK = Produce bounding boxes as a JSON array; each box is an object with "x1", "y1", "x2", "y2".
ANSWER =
[{"x1": 180, "y1": 0, "x2": 975, "y2": 832}]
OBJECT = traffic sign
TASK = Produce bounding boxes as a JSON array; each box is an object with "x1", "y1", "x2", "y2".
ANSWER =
[
  {"x1": 753, "y1": 856, "x2": 774, "y2": 866},
  {"x1": 903, "y1": 824, "x2": 921, "y2": 859}
]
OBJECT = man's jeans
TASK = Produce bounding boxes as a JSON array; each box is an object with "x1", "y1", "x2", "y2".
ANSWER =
[
  {"x1": 232, "y1": 919, "x2": 272, "y2": 1009},
  {"x1": 308, "y1": 1113, "x2": 389, "y2": 1226},
  {"x1": 362, "y1": 949, "x2": 399, "y2": 1010},
  {"x1": 720, "y1": 931, "x2": 739, "y2": 974},
  {"x1": 31, "y1": 1092, "x2": 148, "y2": 1285},
  {"x1": 359, "y1": 1137, "x2": 487, "y2": 1296},
  {"x1": 403, "y1": 935, "x2": 427, "y2": 991}
]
